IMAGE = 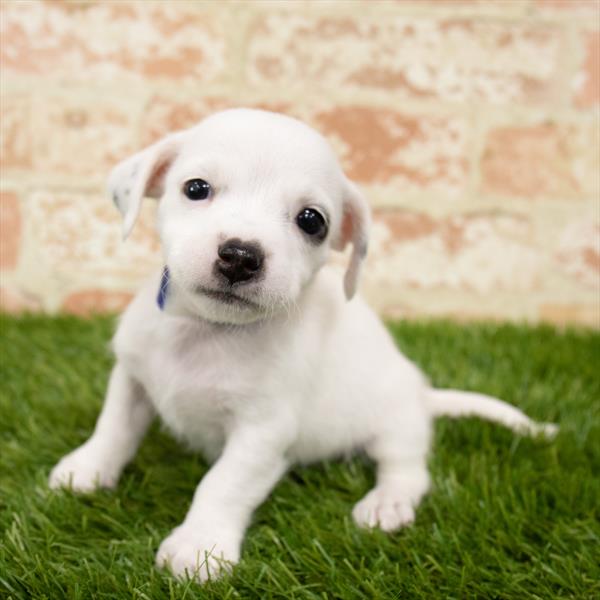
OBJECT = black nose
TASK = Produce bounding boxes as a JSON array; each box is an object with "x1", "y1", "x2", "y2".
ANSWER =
[{"x1": 216, "y1": 239, "x2": 264, "y2": 285}]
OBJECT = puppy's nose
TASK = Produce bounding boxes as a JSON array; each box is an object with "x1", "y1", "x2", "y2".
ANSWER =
[{"x1": 216, "y1": 239, "x2": 264, "y2": 285}]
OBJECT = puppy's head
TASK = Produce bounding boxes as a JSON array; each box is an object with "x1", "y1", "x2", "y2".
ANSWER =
[{"x1": 108, "y1": 109, "x2": 370, "y2": 324}]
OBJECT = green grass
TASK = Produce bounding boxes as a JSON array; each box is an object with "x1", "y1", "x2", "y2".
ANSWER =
[{"x1": 1, "y1": 315, "x2": 598, "y2": 599}]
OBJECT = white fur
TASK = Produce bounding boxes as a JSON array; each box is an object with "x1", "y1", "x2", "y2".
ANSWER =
[{"x1": 49, "y1": 109, "x2": 557, "y2": 583}]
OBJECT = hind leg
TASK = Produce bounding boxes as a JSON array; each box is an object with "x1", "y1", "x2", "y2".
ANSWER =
[{"x1": 352, "y1": 418, "x2": 431, "y2": 532}]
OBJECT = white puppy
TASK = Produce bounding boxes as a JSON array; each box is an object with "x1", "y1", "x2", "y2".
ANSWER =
[{"x1": 49, "y1": 109, "x2": 557, "y2": 582}]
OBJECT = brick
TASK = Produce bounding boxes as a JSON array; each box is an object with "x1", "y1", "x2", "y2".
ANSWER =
[
  {"x1": 555, "y1": 218, "x2": 600, "y2": 288},
  {"x1": 535, "y1": 0, "x2": 600, "y2": 15},
  {"x1": 539, "y1": 303, "x2": 599, "y2": 328},
  {"x1": 0, "y1": 1, "x2": 226, "y2": 83},
  {"x1": 0, "y1": 285, "x2": 41, "y2": 313},
  {"x1": 0, "y1": 191, "x2": 21, "y2": 269},
  {"x1": 312, "y1": 106, "x2": 468, "y2": 192},
  {"x1": 574, "y1": 31, "x2": 600, "y2": 108},
  {"x1": 0, "y1": 95, "x2": 32, "y2": 169},
  {"x1": 247, "y1": 14, "x2": 564, "y2": 104},
  {"x1": 365, "y1": 210, "x2": 541, "y2": 294},
  {"x1": 62, "y1": 289, "x2": 133, "y2": 315},
  {"x1": 32, "y1": 93, "x2": 139, "y2": 179},
  {"x1": 27, "y1": 190, "x2": 161, "y2": 285},
  {"x1": 346, "y1": 0, "x2": 534, "y2": 19},
  {"x1": 480, "y1": 121, "x2": 599, "y2": 199},
  {"x1": 418, "y1": 0, "x2": 525, "y2": 6}
]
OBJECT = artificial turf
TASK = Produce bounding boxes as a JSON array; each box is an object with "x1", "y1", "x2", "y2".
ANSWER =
[{"x1": 0, "y1": 314, "x2": 598, "y2": 599}]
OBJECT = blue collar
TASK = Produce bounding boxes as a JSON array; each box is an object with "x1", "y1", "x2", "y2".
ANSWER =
[{"x1": 157, "y1": 266, "x2": 170, "y2": 310}]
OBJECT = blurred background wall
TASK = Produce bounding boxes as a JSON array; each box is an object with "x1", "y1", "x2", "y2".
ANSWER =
[{"x1": 0, "y1": 0, "x2": 598, "y2": 326}]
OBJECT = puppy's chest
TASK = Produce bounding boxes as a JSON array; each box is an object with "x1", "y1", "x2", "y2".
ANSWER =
[{"x1": 128, "y1": 329, "x2": 260, "y2": 456}]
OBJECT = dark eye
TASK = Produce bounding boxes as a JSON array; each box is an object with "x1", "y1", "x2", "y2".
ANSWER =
[
  {"x1": 296, "y1": 208, "x2": 328, "y2": 241},
  {"x1": 183, "y1": 179, "x2": 211, "y2": 201}
]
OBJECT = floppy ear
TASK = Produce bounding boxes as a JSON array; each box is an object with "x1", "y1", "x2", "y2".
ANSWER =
[
  {"x1": 333, "y1": 179, "x2": 371, "y2": 300},
  {"x1": 107, "y1": 131, "x2": 185, "y2": 239}
]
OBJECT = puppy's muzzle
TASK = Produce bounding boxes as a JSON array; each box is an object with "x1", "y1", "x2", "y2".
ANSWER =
[{"x1": 216, "y1": 239, "x2": 264, "y2": 285}]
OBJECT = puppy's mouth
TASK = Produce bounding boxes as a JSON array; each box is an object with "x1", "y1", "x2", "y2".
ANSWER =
[{"x1": 195, "y1": 285, "x2": 259, "y2": 309}]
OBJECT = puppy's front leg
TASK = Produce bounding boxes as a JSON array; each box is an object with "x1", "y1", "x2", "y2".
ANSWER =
[
  {"x1": 49, "y1": 363, "x2": 155, "y2": 492},
  {"x1": 156, "y1": 421, "x2": 291, "y2": 582}
]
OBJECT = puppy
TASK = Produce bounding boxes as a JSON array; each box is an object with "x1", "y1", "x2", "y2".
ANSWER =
[{"x1": 49, "y1": 109, "x2": 557, "y2": 582}]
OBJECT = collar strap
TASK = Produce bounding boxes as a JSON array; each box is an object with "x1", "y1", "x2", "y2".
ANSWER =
[{"x1": 157, "y1": 266, "x2": 170, "y2": 310}]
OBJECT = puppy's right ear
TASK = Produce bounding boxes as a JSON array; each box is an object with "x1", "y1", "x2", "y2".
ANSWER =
[
  {"x1": 107, "y1": 131, "x2": 185, "y2": 239},
  {"x1": 332, "y1": 179, "x2": 371, "y2": 300}
]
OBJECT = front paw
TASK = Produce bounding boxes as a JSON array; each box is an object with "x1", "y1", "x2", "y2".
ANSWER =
[
  {"x1": 49, "y1": 443, "x2": 118, "y2": 492},
  {"x1": 352, "y1": 487, "x2": 416, "y2": 532},
  {"x1": 156, "y1": 524, "x2": 240, "y2": 583}
]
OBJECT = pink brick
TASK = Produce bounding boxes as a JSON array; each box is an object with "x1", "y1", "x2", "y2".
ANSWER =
[
  {"x1": 555, "y1": 218, "x2": 600, "y2": 288},
  {"x1": 27, "y1": 190, "x2": 161, "y2": 283},
  {"x1": 378, "y1": 0, "x2": 533, "y2": 17},
  {"x1": 32, "y1": 93, "x2": 138, "y2": 178},
  {"x1": 62, "y1": 289, "x2": 133, "y2": 315},
  {"x1": 0, "y1": 285, "x2": 41, "y2": 313},
  {"x1": 367, "y1": 210, "x2": 541, "y2": 294},
  {"x1": 574, "y1": 31, "x2": 600, "y2": 108},
  {"x1": 312, "y1": 106, "x2": 468, "y2": 192},
  {"x1": 0, "y1": 95, "x2": 32, "y2": 169},
  {"x1": 247, "y1": 14, "x2": 564, "y2": 105},
  {"x1": 535, "y1": 0, "x2": 600, "y2": 15},
  {"x1": 0, "y1": 191, "x2": 21, "y2": 269},
  {"x1": 539, "y1": 303, "x2": 599, "y2": 328},
  {"x1": 481, "y1": 122, "x2": 598, "y2": 199},
  {"x1": 0, "y1": 2, "x2": 226, "y2": 83}
]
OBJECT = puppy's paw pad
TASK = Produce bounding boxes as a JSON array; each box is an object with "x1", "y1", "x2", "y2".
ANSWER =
[
  {"x1": 352, "y1": 489, "x2": 415, "y2": 532},
  {"x1": 49, "y1": 448, "x2": 117, "y2": 493},
  {"x1": 156, "y1": 526, "x2": 239, "y2": 583}
]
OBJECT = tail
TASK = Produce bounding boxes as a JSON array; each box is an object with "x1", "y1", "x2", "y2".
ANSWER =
[{"x1": 427, "y1": 389, "x2": 558, "y2": 438}]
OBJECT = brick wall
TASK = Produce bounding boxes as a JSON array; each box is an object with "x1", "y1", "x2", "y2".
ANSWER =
[{"x1": 1, "y1": 0, "x2": 598, "y2": 326}]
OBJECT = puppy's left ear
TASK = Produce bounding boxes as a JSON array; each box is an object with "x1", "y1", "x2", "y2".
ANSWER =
[
  {"x1": 333, "y1": 179, "x2": 371, "y2": 300},
  {"x1": 107, "y1": 131, "x2": 185, "y2": 239}
]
